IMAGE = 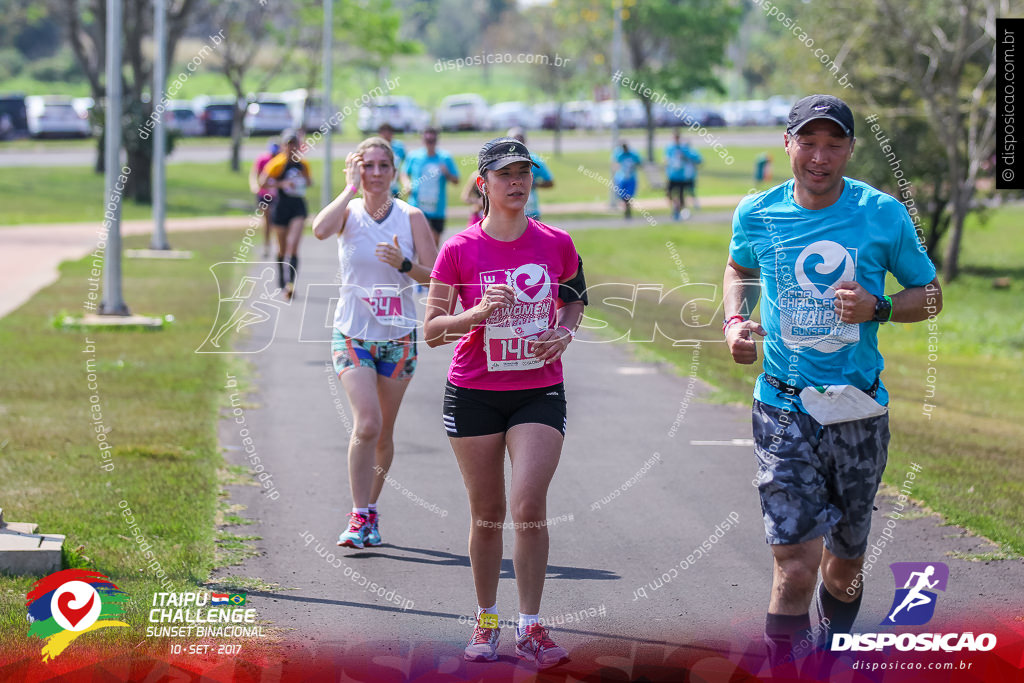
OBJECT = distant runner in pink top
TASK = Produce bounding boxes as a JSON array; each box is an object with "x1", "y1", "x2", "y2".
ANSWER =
[{"x1": 424, "y1": 136, "x2": 588, "y2": 670}]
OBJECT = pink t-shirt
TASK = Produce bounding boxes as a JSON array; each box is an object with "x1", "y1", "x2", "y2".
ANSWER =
[{"x1": 431, "y1": 218, "x2": 580, "y2": 391}]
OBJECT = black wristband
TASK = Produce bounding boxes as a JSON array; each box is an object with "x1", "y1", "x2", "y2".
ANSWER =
[{"x1": 398, "y1": 258, "x2": 413, "y2": 273}]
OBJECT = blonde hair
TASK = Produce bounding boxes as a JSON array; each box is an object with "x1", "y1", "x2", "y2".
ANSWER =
[{"x1": 355, "y1": 136, "x2": 395, "y2": 167}]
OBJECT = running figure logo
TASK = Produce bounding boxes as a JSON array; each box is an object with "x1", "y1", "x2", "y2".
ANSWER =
[
  {"x1": 197, "y1": 263, "x2": 291, "y2": 354},
  {"x1": 884, "y1": 562, "x2": 949, "y2": 626}
]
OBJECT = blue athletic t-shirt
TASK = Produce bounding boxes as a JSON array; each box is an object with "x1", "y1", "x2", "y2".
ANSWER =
[
  {"x1": 525, "y1": 153, "x2": 552, "y2": 218},
  {"x1": 403, "y1": 148, "x2": 459, "y2": 219},
  {"x1": 389, "y1": 139, "x2": 407, "y2": 196},
  {"x1": 665, "y1": 143, "x2": 701, "y2": 182},
  {"x1": 729, "y1": 177, "x2": 936, "y2": 412},
  {"x1": 613, "y1": 148, "x2": 643, "y2": 184}
]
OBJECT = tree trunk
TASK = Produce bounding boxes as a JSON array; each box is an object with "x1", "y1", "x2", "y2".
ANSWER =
[
  {"x1": 126, "y1": 146, "x2": 153, "y2": 204},
  {"x1": 95, "y1": 126, "x2": 105, "y2": 174},
  {"x1": 942, "y1": 180, "x2": 973, "y2": 282},
  {"x1": 230, "y1": 101, "x2": 245, "y2": 173},
  {"x1": 553, "y1": 102, "x2": 562, "y2": 158},
  {"x1": 942, "y1": 207, "x2": 965, "y2": 282},
  {"x1": 642, "y1": 98, "x2": 655, "y2": 162}
]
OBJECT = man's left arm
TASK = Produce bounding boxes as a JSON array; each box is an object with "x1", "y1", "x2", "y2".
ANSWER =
[
  {"x1": 443, "y1": 155, "x2": 459, "y2": 183},
  {"x1": 833, "y1": 277, "x2": 943, "y2": 324}
]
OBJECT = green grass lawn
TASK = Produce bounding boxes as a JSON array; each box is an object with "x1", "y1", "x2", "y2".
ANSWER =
[
  {"x1": 569, "y1": 204, "x2": 1024, "y2": 555},
  {"x1": 0, "y1": 229, "x2": 257, "y2": 653}
]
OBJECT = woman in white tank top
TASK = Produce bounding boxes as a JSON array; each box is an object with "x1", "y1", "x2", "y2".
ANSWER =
[{"x1": 312, "y1": 137, "x2": 438, "y2": 550}]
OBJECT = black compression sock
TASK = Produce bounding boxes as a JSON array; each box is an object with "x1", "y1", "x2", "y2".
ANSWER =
[
  {"x1": 816, "y1": 581, "x2": 862, "y2": 646},
  {"x1": 764, "y1": 612, "x2": 811, "y2": 667},
  {"x1": 276, "y1": 256, "x2": 286, "y2": 289},
  {"x1": 289, "y1": 255, "x2": 299, "y2": 284}
]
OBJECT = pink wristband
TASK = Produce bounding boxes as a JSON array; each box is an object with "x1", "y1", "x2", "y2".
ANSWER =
[
  {"x1": 722, "y1": 315, "x2": 745, "y2": 333},
  {"x1": 558, "y1": 325, "x2": 576, "y2": 340},
  {"x1": 346, "y1": 184, "x2": 358, "y2": 194}
]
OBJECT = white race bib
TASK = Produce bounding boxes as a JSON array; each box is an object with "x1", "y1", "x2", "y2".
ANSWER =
[{"x1": 483, "y1": 319, "x2": 546, "y2": 372}]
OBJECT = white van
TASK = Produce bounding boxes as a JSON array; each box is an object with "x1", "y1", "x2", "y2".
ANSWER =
[{"x1": 437, "y1": 94, "x2": 488, "y2": 132}]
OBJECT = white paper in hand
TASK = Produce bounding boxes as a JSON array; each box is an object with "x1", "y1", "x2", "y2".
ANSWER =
[{"x1": 799, "y1": 385, "x2": 887, "y2": 425}]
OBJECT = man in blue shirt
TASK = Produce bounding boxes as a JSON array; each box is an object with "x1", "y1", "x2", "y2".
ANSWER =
[
  {"x1": 612, "y1": 142, "x2": 643, "y2": 219},
  {"x1": 722, "y1": 95, "x2": 942, "y2": 667},
  {"x1": 378, "y1": 123, "x2": 406, "y2": 197},
  {"x1": 508, "y1": 127, "x2": 553, "y2": 220},
  {"x1": 402, "y1": 127, "x2": 459, "y2": 246},
  {"x1": 664, "y1": 129, "x2": 702, "y2": 220}
]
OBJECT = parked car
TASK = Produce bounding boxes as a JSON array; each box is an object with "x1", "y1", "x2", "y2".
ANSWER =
[
  {"x1": 563, "y1": 100, "x2": 596, "y2": 129},
  {"x1": 727, "y1": 99, "x2": 775, "y2": 127},
  {"x1": 244, "y1": 96, "x2": 293, "y2": 136},
  {"x1": 281, "y1": 88, "x2": 331, "y2": 132},
  {"x1": 664, "y1": 104, "x2": 726, "y2": 129},
  {"x1": 436, "y1": 93, "x2": 489, "y2": 131},
  {"x1": 534, "y1": 102, "x2": 569, "y2": 130},
  {"x1": 166, "y1": 100, "x2": 203, "y2": 137},
  {"x1": 767, "y1": 95, "x2": 795, "y2": 126},
  {"x1": 486, "y1": 101, "x2": 539, "y2": 131},
  {"x1": 357, "y1": 96, "x2": 428, "y2": 133},
  {"x1": 25, "y1": 95, "x2": 91, "y2": 138},
  {"x1": 194, "y1": 96, "x2": 241, "y2": 137},
  {"x1": 0, "y1": 94, "x2": 29, "y2": 140},
  {"x1": 594, "y1": 99, "x2": 646, "y2": 129}
]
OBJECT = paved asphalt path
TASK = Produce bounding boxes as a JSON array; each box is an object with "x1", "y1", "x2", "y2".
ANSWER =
[
  {"x1": 0, "y1": 129, "x2": 781, "y2": 168},
  {"x1": 214, "y1": 231, "x2": 1024, "y2": 671}
]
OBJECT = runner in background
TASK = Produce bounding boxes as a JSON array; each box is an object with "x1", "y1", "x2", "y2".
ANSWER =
[
  {"x1": 312, "y1": 136, "x2": 437, "y2": 550},
  {"x1": 665, "y1": 129, "x2": 702, "y2": 220},
  {"x1": 462, "y1": 171, "x2": 485, "y2": 228},
  {"x1": 259, "y1": 130, "x2": 313, "y2": 300},
  {"x1": 612, "y1": 141, "x2": 643, "y2": 219},
  {"x1": 402, "y1": 127, "x2": 459, "y2": 247},
  {"x1": 378, "y1": 123, "x2": 406, "y2": 197},
  {"x1": 507, "y1": 127, "x2": 553, "y2": 220},
  {"x1": 424, "y1": 136, "x2": 587, "y2": 670},
  {"x1": 249, "y1": 139, "x2": 279, "y2": 258}
]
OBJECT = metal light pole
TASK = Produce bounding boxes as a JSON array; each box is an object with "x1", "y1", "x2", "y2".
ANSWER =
[
  {"x1": 321, "y1": 0, "x2": 333, "y2": 210},
  {"x1": 99, "y1": 0, "x2": 129, "y2": 315},
  {"x1": 150, "y1": 0, "x2": 170, "y2": 250},
  {"x1": 609, "y1": 0, "x2": 623, "y2": 208}
]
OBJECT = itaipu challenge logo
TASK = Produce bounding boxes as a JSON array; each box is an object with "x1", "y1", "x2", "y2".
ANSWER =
[{"x1": 26, "y1": 569, "x2": 129, "y2": 662}]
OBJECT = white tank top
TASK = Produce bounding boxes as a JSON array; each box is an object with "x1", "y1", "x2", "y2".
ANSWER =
[{"x1": 333, "y1": 198, "x2": 418, "y2": 340}]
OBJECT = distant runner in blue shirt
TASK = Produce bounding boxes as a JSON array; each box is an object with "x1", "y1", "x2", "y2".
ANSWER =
[
  {"x1": 402, "y1": 127, "x2": 459, "y2": 246},
  {"x1": 508, "y1": 127, "x2": 553, "y2": 219},
  {"x1": 664, "y1": 129, "x2": 702, "y2": 220},
  {"x1": 378, "y1": 123, "x2": 406, "y2": 197},
  {"x1": 722, "y1": 95, "x2": 942, "y2": 667},
  {"x1": 612, "y1": 142, "x2": 643, "y2": 219}
]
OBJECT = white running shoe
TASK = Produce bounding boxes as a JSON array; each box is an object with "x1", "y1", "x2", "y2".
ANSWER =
[
  {"x1": 515, "y1": 623, "x2": 569, "y2": 670},
  {"x1": 464, "y1": 613, "x2": 500, "y2": 662}
]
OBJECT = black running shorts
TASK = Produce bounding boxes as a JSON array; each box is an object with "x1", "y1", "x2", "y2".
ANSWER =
[
  {"x1": 272, "y1": 195, "x2": 307, "y2": 226},
  {"x1": 442, "y1": 381, "x2": 567, "y2": 438}
]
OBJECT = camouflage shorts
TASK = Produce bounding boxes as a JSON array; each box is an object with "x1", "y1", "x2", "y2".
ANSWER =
[{"x1": 751, "y1": 399, "x2": 890, "y2": 559}]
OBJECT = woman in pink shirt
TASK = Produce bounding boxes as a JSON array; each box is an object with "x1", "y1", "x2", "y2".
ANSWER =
[{"x1": 424, "y1": 137, "x2": 587, "y2": 670}]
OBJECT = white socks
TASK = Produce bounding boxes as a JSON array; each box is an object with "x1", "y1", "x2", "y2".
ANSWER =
[{"x1": 518, "y1": 613, "x2": 540, "y2": 634}]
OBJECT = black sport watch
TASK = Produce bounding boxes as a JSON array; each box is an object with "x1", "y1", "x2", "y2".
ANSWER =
[
  {"x1": 872, "y1": 294, "x2": 892, "y2": 323},
  {"x1": 398, "y1": 258, "x2": 413, "y2": 273}
]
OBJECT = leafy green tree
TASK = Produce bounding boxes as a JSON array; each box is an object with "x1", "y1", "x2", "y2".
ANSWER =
[
  {"x1": 769, "y1": 0, "x2": 1007, "y2": 281},
  {"x1": 49, "y1": 0, "x2": 199, "y2": 197},
  {"x1": 620, "y1": 0, "x2": 742, "y2": 160}
]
